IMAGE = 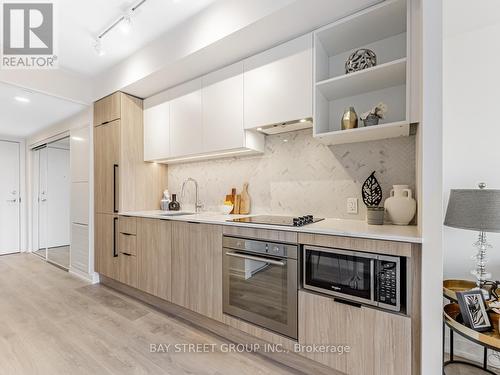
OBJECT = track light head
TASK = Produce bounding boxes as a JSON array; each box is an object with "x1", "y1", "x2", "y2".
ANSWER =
[
  {"x1": 120, "y1": 15, "x2": 132, "y2": 34},
  {"x1": 94, "y1": 38, "x2": 105, "y2": 56}
]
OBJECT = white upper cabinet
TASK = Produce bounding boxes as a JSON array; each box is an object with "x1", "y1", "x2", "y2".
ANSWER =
[
  {"x1": 144, "y1": 100, "x2": 170, "y2": 162},
  {"x1": 170, "y1": 79, "x2": 202, "y2": 157},
  {"x1": 243, "y1": 34, "x2": 313, "y2": 129},
  {"x1": 202, "y1": 62, "x2": 245, "y2": 153}
]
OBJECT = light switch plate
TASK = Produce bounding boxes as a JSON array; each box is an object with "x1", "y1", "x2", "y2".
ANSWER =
[{"x1": 347, "y1": 198, "x2": 358, "y2": 214}]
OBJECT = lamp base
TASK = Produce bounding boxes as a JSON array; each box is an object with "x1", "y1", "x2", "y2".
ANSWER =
[{"x1": 471, "y1": 231, "x2": 493, "y2": 290}]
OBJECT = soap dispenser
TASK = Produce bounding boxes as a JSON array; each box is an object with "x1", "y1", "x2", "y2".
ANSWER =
[{"x1": 160, "y1": 190, "x2": 171, "y2": 211}]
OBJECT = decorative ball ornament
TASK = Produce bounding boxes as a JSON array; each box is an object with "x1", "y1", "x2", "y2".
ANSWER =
[{"x1": 345, "y1": 49, "x2": 377, "y2": 74}]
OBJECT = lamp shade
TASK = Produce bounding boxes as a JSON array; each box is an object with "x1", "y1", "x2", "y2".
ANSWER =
[{"x1": 444, "y1": 189, "x2": 500, "y2": 232}]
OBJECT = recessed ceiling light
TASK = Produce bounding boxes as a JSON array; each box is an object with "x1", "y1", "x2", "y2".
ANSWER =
[{"x1": 14, "y1": 96, "x2": 30, "y2": 103}]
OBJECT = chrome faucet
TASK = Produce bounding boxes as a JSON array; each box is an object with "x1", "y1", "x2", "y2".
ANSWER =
[{"x1": 181, "y1": 178, "x2": 203, "y2": 213}]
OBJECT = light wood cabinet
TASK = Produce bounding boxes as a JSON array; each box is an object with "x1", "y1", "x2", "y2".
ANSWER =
[
  {"x1": 137, "y1": 218, "x2": 172, "y2": 301},
  {"x1": 94, "y1": 92, "x2": 121, "y2": 126},
  {"x1": 202, "y1": 62, "x2": 245, "y2": 153},
  {"x1": 95, "y1": 213, "x2": 119, "y2": 279},
  {"x1": 118, "y1": 253, "x2": 137, "y2": 288},
  {"x1": 94, "y1": 92, "x2": 167, "y2": 279},
  {"x1": 170, "y1": 79, "x2": 203, "y2": 157},
  {"x1": 94, "y1": 120, "x2": 120, "y2": 214},
  {"x1": 244, "y1": 34, "x2": 313, "y2": 129},
  {"x1": 298, "y1": 290, "x2": 411, "y2": 375},
  {"x1": 171, "y1": 221, "x2": 223, "y2": 321}
]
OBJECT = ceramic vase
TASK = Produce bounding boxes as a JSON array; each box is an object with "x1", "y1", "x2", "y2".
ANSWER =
[
  {"x1": 384, "y1": 185, "x2": 416, "y2": 225},
  {"x1": 341, "y1": 107, "x2": 358, "y2": 130}
]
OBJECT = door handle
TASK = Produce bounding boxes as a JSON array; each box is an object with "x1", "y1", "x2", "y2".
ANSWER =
[
  {"x1": 113, "y1": 217, "x2": 118, "y2": 258},
  {"x1": 6, "y1": 199, "x2": 17, "y2": 203},
  {"x1": 113, "y1": 164, "x2": 119, "y2": 213},
  {"x1": 225, "y1": 251, "x2": 286, "y2": 266}
]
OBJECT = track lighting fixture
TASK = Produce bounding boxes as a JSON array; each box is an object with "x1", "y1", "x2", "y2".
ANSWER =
[{"x1": 93, "y1": 0, "x2": 147, "y2": 56}]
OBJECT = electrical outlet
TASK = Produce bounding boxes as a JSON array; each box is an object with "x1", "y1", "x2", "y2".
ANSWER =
[{"x1": 347, "y1": 198, "x2": 358, "y2": 214}]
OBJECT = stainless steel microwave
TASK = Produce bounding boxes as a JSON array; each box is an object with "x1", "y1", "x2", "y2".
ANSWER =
[{"x1": 303, "y1": 246, "x2": 405, "y2": 312}]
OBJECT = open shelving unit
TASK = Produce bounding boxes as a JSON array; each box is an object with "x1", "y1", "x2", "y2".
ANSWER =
[{"x1": 313, "y1": 0, "x2": 412, "y2": 145}]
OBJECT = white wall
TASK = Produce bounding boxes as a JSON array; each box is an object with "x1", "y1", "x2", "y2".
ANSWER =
[
  {"x1": 420, "y1": 0, "x2": 443, "y2": 373},
  {"x1": 443, "y1": 1, "x2": 500, "y2": 367}
]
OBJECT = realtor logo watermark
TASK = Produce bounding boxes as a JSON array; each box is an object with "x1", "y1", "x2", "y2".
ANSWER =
[{"x1": 1, "y1": 2, "x2": 57, "y2": 69}]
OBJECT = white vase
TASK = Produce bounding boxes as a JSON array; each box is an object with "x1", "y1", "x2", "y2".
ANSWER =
[{"x1": 384, "y1": 185, "x2": 416, "y2": 225}]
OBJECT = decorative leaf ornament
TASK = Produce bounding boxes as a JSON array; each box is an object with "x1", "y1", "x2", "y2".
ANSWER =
[{"x1": 362, "y1": 171, "x2": 382, "y2": 207}]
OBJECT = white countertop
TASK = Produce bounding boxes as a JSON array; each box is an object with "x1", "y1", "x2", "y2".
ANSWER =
[{"x1": 120, "y1": 210, "x2": 422, "y2": 244}]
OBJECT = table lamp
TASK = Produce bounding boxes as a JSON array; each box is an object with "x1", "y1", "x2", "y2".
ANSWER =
[{"x1": 444, "y1": 183, "x2": 500, "y2": 291}]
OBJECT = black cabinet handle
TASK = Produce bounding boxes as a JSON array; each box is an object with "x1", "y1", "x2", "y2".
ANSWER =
[
  {"x1": 121, "y1": 252, "x2": 133, "y2": 257},
  {"x1": 113, "y1": 217, "x2": 118, "y2": 258},
  {"x1": 113, "y1": 164, "x2": 119, "y2": 213}
]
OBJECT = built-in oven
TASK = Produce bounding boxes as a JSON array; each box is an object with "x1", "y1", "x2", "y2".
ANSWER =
[
  {"x1": 223, "y1": 236, "x2": 298, "y2": 340},
  {"x1": 303, "y1": 246, "x2": 405, "y2": 312}
]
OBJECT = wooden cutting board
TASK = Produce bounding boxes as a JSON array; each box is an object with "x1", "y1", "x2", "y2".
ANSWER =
[{"x1": 240, "y1": 183, "x2": 250, "y2": 214}]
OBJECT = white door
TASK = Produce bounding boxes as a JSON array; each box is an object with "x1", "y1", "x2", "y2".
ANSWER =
[
  {"x1": 0, "y1": 141, "x2": 20, "y2": 255},
  {"x1": 47, "y1": 146, "x2": 70, "y2": 248}
]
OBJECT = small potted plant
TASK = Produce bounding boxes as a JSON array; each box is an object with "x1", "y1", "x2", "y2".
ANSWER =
[
  {"x1": 361, "y1": 102, "x2": 388, "y2": 127},
  {"x1": 362, "y1": 171, "x2": 384, "y2": 225}
]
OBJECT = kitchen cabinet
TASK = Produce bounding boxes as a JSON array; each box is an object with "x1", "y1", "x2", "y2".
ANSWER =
[
  {"x1": 202, "y1": 62, "x2": 245, "y2": 153},
  {"x1": 171, "y1": 222, "x2": 223, "y2": 321},
  {"x1": 95, "y1": 213, "x2": 118, "y2": 279},
  {"x1": 137, "y1": 218, "x2": 172, "y2": 301},
  {"x1": 118, "y1": 253, "x2": 137, "y2": 288},
  {"x1": 298, "y1": 290, "x2": 411, "y2": 375},
  {"x1": 170, "y1": 79, "x2": 203, "y2": 157},
  {"x1": 243, "y1": 34, "x2": 313, "y2": 129},
  {"x1": 94, "y1": 119, "x2": 120, "y2": 214},
  {"x1": 94, "y1": 92, "x2": 167, "y2": 279},
  {"x1": 143, "y1": 101, "x2": 170, "y2": 162},
  {"x1": 94, "y1": 92, "x2": 121, "y2": 126}
]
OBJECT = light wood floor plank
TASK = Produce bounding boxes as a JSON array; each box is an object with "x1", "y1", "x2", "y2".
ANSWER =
[{"x1": 0, "y1": 254, "x2": 304, "y2": 375}]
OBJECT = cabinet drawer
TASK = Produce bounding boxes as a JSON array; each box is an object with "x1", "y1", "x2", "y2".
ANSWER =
[
  {"x1": 119, "y1": 253, "x2": 137, "y2": 288},
  {"x1": 94, "y1": 92, "x2": 121, "y2": 126},
  {"x1": 119, "y1": 233, "x2": 136, "y2": 256},
  {"x1": 119, "y1": 216, "x2": 137, "y2": 235}
]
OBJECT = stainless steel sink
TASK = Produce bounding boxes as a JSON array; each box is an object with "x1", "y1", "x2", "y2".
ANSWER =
[{"x1": 158, "y1": 212, "x2": 195, "y2": 217}]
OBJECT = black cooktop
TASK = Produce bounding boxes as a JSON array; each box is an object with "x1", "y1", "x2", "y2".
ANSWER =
[{"x1": 230, "y1": 215, "x2": 324, "y2": 227}]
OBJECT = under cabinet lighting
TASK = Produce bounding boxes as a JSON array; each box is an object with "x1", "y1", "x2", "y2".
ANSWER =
[
  {"x1": 299, "y1": 119, "x2": 307, "y2": 123},
  {"x1": 14, "y1": 96, "x2": 30, "y2": 103}
]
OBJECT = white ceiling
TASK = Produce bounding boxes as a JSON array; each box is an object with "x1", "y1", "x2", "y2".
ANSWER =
[
  {"x1": 0, "y1": 82, "x2": 86, "y2": 138},
  {"x1": 57, "y1": 0, "x2": 215, "y2": 76}
]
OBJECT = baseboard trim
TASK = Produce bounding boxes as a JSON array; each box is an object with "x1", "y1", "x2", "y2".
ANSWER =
[
  {"x1": 69, "y1": 268, "x2": 99, "y2": 283},
  {"x1": 100, "y1": 276, "x2": 342, "y2": 375}
]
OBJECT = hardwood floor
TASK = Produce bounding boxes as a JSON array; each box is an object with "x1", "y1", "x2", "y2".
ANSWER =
[{"x1": 0, "y1": 253, "x2": 308, "y2": 375}]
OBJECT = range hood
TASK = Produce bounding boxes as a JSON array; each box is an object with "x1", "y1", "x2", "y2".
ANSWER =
[{"x1": 255, "y1": 118, "x2": 313, "y2": 135}]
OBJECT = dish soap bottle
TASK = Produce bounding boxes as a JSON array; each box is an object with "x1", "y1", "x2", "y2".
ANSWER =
[
  {"x1": 169, "y1": 194, "x2": 180, "y2": 211},
  {"x1": 160, "y1": 190, "x2": 171, "y2": 211}
]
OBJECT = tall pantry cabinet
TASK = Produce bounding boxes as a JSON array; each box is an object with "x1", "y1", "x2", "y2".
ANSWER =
[{"x1": 94, "y1": 92, "x2": 167, "y2": 280}]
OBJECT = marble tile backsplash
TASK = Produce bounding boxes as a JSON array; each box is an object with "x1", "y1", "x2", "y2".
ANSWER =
[{"x1": 168, "y1": 129, "x2": 416, "y2": 220}]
